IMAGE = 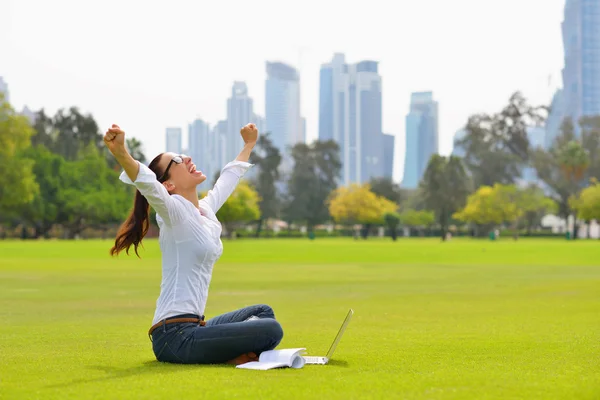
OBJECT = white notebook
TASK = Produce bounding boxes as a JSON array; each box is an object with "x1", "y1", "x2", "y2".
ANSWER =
[{"x1": 236, "y1": 348, "x2": 306, "y2": 370}]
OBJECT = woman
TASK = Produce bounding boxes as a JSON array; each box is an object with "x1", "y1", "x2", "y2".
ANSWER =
[{"x1": 103, "y1": 123, "x2": 283, "y2": 365}]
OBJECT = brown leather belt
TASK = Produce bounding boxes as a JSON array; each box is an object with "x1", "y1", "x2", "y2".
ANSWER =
[{"x1": 148, "y1": 317, "x2": 206, "y2": 337}]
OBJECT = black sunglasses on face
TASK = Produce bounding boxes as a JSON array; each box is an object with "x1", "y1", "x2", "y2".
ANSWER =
[{"x1": 158, "y1": 155, "x2": 185, "y2": 182}]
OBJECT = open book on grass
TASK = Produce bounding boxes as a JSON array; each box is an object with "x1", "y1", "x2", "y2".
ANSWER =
[{"x1": 236, "y1": 348, "x2": 306, "y2": 370}]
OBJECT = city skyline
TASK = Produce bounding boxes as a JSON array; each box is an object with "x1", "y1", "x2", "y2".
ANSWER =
[
  {"x1": 4, "y1": 0, "x2": 566, "y2": 183},
  {"x1": 402, "y1": 92, "x2": 439, "y2": 189},
  {"x1": 318, "y1": 54, "x2": 384, "y2": 184},
  {"x1": 546, "y1": 0, "x2": 600, "y2": 145}
]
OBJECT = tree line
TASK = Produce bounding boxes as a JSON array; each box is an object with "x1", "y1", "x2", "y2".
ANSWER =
[{"x1": 1, "y1": 91, "x2": 600, "y2": 240}]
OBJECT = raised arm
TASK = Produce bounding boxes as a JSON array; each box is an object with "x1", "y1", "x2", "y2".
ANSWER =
[
  {"x1": 104, "y1": 124, "x2": 180, "y2": 226},
  {"x1": 202, "y1": 123, "x2": 257, "y2": 213}
]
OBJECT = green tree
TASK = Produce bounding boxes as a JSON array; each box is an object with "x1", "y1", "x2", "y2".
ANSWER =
[
  {"x1": 126, "y1": 137, "x2": 147, "y2": 165},
  {"x1": 456, "y1": 92, "x2": 546, "y2": 187},
  {"x1": 328, "y1": 183, "x2": 397, "y2": 238},
  {"x1": 420, "y1": 155, "x2": 471, "y2": 240},
  {"x1": 51, "y1": 107, "x2": 103, "y2": 161},
  {"x1": 249, "y1": 133, "x2": 282, "y2": 237},
  {"x1": 454, "y1": 184, "x2": 557, "y2": 238},
  {"x1": 17, "y1": 146, "x2": 66, "y2": 238},
  {"x1": 577, "y1": 116, "x2": 600, "y2": 180},
  {"x1": 369, "y1": 177, "x2": 402, "y2": 204},
  {"x1": 383, "y1": 212, "x2": 401, "y2": 241},
  {"x1": 283, "y1": 140, "x2": 342, "y2": 232},
  {"x1": 453, "y1": 185, "x2": 511, "y2": 234},
  {"x1": 519, "y1": 185, "x2": 558, "y2": 235},
  {"x1": 59, "y1": 144, "x2": 131, "y2": 238},
  {"x1": 215, "y1": 180, "x2": 261, "y2": 237},
  {"x1": 533, "y1": 118, "x2": 590, "y2": 239},
  {"x1": 572, "y1": 180, "x2": 600, "y2": 222},
  {"x1": 399, "y1": 209, "x2": 435, "y2": 236},
  {"x1": 0, "y1": 96, "x2": 39, "y2": 213}
]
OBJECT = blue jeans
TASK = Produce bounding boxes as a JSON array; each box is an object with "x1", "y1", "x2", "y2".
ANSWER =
[{"x1": 150, "y1": 304, "x2": 284, "y2": 364}]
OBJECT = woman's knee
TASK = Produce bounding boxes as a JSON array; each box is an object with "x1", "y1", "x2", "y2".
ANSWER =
[
  {"x1": 264, "y1": 318, "x2": 284, "y2": 347},
  {"x1": 255, "y1": 304, "x2": 276, "y2": 319}
]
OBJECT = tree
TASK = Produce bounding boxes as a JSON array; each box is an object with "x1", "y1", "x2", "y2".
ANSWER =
[
  {"x1": 51, "y1": 107, "x2": 103, "y2": 161},
  {"x1": 533, "y1": 118, "x2": 590, "y2": 239},
  {"x1": 215, "y1": 180, "x2": 261, "y2": 237},
  {"x1": 126, "y1": 137, "x2": 147, "y2": 165},
  {"x1": 249, "y1": 133, "x2": 282, "y2": 237},
  {"x1": 456, "y1": 92, "x2": 546, "y2": 187},
  {"x1": 420, "y1": 155, "x2": 471, "y2": 240},
  {"x1": 519, "y1": 185, "x2": 558, "y2": 235},
  {"x1": 578, "y1": 116, "x2": 600, "y2": 180},
  {"x1": 17, "y1": 146, "x2": 66, "y2": 238},
  {"x1": 30, "y1": 109, "x2": 56, "y2": 149},
  {"x1": 383, "y1": 212, "x2": 401, "y2": 241},
  {"x1": 398, "y1": 209, "x2": 435, "y2": 236},
  {"x1": 454, "y1": 183, "x2": 557, "y2": 238},
  {"x1": 0, "y1": 96, "x2": 39, "y2": 213},
  {"x1": 453, "y1": 185, "x2": 512, "y2": 234},
  {"x1": 58, "y1": 144, "x2": 131, "y2": 238},
  {"x1": 369, "y1": 177, "x2": 402, "y2": 204},
  {"x1": 283, "y1": 140, "x2": 342, "y2": 232},
  {"x1": 328, "y1": 184, "x2": 397, "y2": 239},
  {"x1": 572, "y1": 180, "x2": 600, "y2": 223}
]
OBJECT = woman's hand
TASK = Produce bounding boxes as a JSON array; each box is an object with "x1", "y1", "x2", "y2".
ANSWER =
[
  {"x1": 103, "y1": 124, "x2": 127, "y2": 155},
  {"x1": 240, "y1": 123, "x2": 258, "y2": 146}
]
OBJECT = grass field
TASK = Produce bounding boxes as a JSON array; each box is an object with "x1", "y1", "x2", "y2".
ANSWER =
[{"x1": 1, "y1": 238, "x2": 599, "y2": 399}]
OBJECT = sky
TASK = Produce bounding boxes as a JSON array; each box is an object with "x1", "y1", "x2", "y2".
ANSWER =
[{"x1": 3, "y1": 0, "x2": 566, "y2": 183}]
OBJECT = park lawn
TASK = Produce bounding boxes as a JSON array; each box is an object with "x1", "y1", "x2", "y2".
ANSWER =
[{"x1": 0, "y1": 238, "x2": 599, "y2": 400}]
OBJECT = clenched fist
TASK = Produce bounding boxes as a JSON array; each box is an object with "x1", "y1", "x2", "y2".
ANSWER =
[
  {"x1": 103, "y1": 124, "x2": 126, "y2": 154},
  {"x1": 240, "y1": 123, "x2": 258, "y2": 145}
]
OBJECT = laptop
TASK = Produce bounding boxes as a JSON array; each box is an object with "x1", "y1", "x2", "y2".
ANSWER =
[{"x1": 303, "y1": 309, "x2": 354, "y2": 365}]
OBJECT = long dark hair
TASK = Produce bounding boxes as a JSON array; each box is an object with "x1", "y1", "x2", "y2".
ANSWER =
[{"x1": 110, "y1": 153, "x2": 166, "y2": 257}]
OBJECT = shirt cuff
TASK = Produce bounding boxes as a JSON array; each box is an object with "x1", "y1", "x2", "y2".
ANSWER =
[
  {"x1": 221, "y1": 160, "x2": 254, "y2": 177},
  {"x1": 119, "y1": 161, "x2": 159, "y2": 185}
]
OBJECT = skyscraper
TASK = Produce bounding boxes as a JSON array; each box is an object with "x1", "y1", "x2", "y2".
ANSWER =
[
  {"x1": 213, "y1": 120, "x2": 228, "y2": 180},
  {"x1": 165, "y1": 127, "x2": 182, "y2": 154},
  {"x1": 551, "y1": 0, "x2": 600, "y2": 138},
  {"x1": 251, "y1": 114, "x2": 266, "y2": 135},
  {"x1": 188, "y1": 118, "x2": 216, "y2": 188},
  {"x1": 318, "y1": 54, "x2": 384, "y2": 184},
  {"x1": 265, "y1": 62, "x2": 302, "y2": 164},
  {"x1": 545, "y1": 89, "x2": 565, "y2": 149},
  {"x1": 451, "y1": 128, "x2": 467, "y2": 157},
  {"x1": 520, "y1": 126, "x2": 546, "y2": 185},
  {"x1": 382, "y1": 133, "x2": 395, "y2": 179},
  {"x1": 0, "y1": 77, "x2": 9, "y2": 103},
  {"x1": 226, "y1": 82, "x2": 254, "y2": 163},
  {"x1": 402, "y1": 92, "x2": 439, "y2": 189}
]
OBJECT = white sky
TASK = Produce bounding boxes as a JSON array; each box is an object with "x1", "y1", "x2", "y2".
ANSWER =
[{"x1": 3, "y1": 0, "x2": 565, "y2": 182}]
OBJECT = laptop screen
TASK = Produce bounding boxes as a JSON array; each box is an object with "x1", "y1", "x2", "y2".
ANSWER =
[{"x1": 326, "y1": 309, "x2": 354, "y2": 359}]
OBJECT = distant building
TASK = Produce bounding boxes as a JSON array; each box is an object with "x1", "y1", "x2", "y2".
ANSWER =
[
  {"x1": 266, "y1": 61, "x2": 303, "y2": 169},
  {"x1": 548, "y1": 0, "x2": 600, "y2": 140},
  {"x1": 226, "y1": 82, "x2": 254, "y2": 163},
  {"x1": 401, "y1": 92, "x2": 439, "y2": 189},
  {"x1": 165, "y1": 127, "x2": 182, "y2": 154},
  {"x1": 545, "y1": 89, "x2": 565, "y2": 149},
  {"x1": 318, "y1": 53, "x2": 384, "y2": 184},
  {"x1": 382, "y1": 133, "x2": 395, "y2": 179}
]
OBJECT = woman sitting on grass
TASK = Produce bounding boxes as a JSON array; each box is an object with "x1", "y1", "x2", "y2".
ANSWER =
[{"x1": 103, "y1": 123, "x2": 283, "y2": 365}]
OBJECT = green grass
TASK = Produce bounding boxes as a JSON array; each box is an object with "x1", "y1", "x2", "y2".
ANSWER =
[{"x1": 1, "y1": 238, "x2": 599, "y2": 399}]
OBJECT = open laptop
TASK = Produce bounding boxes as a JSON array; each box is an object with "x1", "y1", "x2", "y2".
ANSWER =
[{"x1": 303, "y1": 309, "x2": 354, "y2": 365}]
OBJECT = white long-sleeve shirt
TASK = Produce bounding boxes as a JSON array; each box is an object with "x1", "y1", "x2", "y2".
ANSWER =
[{"x1": 119, "y1": 160, "x2": 253, "y2": 325}]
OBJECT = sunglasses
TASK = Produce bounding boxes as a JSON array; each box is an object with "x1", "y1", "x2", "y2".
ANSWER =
[{"x1": 158, "y1": 154, "x2": 186, "y2": 182}]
